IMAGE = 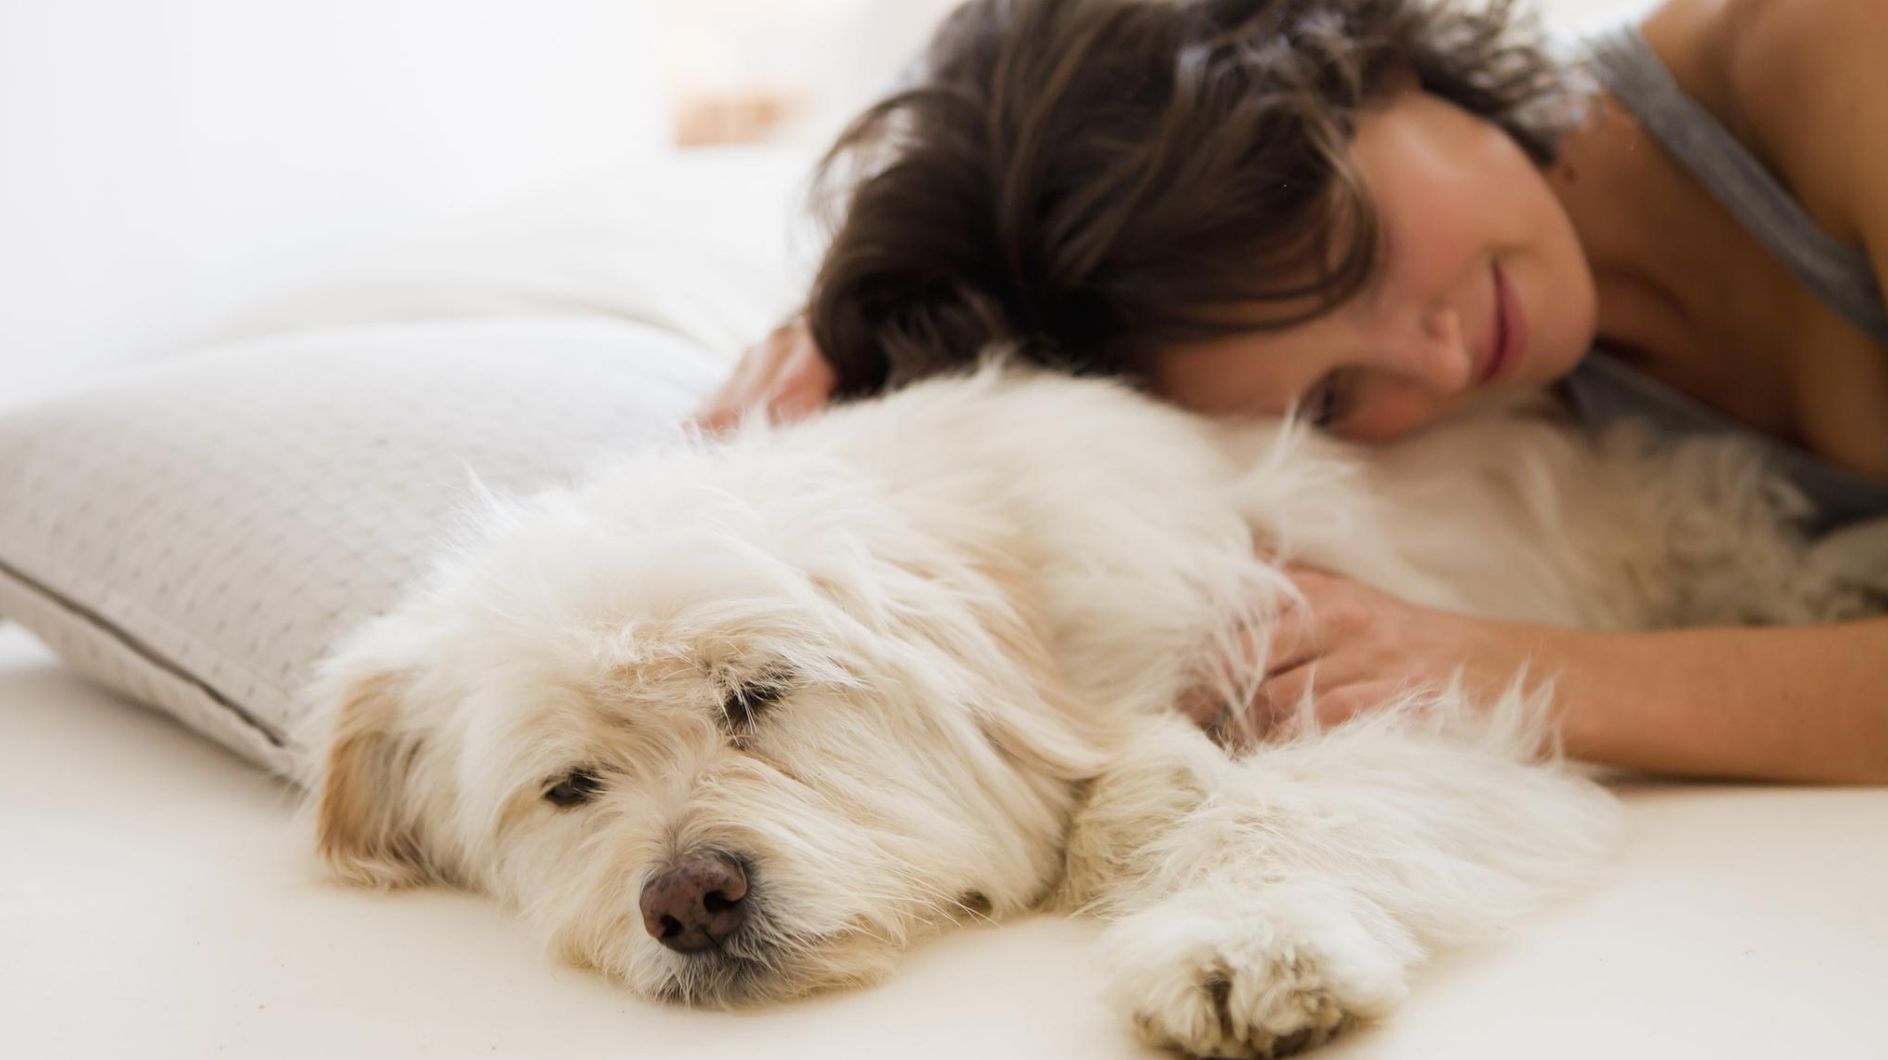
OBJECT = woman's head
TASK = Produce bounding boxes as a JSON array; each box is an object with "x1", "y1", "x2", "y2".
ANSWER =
[{"x1": 807, "y1": 0, "x2": 1597, "y2": 438}]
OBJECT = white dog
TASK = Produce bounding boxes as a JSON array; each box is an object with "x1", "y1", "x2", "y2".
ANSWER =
[{"x1": 308, "y1": 366, "x2": 1865, "y2": 1057}]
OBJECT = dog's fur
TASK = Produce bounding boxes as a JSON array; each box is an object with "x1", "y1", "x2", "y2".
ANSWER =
[{"x1": 306, "y1": 368, "x2": 1868, "y2": 1057}]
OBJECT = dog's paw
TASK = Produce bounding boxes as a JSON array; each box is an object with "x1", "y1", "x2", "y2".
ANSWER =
[{"x1": 1105, "y1": 886, "x2": 1411, "y2": 1058}]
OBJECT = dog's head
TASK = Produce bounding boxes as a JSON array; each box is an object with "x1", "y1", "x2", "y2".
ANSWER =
[{"x1": 310, "y1": 443, "x2": 1103, "y2": 1004}]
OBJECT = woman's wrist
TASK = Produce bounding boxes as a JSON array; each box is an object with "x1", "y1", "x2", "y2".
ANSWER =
[
  {"x1": 1523, "y1": 625, "x2": 1630, "y2": 766},
  {"x1": 1531, "y1": 624, "x2": 1744, "y2": 775},
  {"x1": 1529, "y1": 621, "x2": 1888, "y2": 784},
  {"x1": 1477, "y1": 619, "x2": 1620, "y2": 761}
]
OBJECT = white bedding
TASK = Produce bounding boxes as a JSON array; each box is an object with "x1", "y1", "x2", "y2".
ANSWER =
[{"x1": 5, "y1": 619, "x2": 1884, "y2": 1058}]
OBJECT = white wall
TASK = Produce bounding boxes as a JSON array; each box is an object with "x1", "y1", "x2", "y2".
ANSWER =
[
  {"x1": 0, "y1": 0, "x2": 1661, "y2": 405},
  {"x1": 0, "y1": 0, "x2": 665, "y2": 401},
  {"x1": 698, "y1": 0, "x2": 1662, "y2": 147},
  {"x1": 1537, "y1": 0, "x2": 1658, "y2": 35}
]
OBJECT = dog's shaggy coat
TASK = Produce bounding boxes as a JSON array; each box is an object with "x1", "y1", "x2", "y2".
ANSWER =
[{"x1": 309, "y1": 368, "x2": 1864, "y2": 1057}]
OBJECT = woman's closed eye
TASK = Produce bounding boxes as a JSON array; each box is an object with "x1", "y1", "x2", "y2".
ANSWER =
[{"x1": 1303, "y1": 369, "x2": 1358, "y2": 430}]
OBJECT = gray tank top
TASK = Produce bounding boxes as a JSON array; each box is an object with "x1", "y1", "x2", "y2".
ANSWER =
[{"x1": 1563, "y1": 25, "x2": 1888, "y2": 534}]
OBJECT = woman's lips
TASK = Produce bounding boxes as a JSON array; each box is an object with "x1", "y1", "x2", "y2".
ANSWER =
[{"x1": 1482, "y1": 262, "x2": 1528, "y2": 385}]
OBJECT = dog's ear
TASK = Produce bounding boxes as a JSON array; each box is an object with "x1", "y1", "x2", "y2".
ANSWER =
[
  {"x1": 967, "y1": 560, "x2": 1109, "y2": 783},
  {"x1": 315, "y1": 667, "x2": 441, "y2": 889},
  {"x1": 821, "y1": 553, "x2": 1109, "y2": 781},
  {"x1": 975, "y1": 679, "x2": 1108, "y2": 782}
]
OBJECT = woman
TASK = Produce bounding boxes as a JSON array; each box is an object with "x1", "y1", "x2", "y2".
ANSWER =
[{"x1": 696, "y1": 0, "x2": 1888, "y2": 783}]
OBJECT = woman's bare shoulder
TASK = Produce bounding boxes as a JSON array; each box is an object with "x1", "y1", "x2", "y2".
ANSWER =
[{"x1": 1714, "y1": 0, "x2": 1888, "y2": 246}]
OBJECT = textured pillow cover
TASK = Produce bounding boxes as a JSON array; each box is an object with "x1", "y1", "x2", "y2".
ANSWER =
[{"x1": 0, "y1": 317, "x2": 725, "y2": 778}]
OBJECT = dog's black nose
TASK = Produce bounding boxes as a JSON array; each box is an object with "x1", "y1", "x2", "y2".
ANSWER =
[{"x1": 639, "y1": 851, "x2": 749, "y2": 953}]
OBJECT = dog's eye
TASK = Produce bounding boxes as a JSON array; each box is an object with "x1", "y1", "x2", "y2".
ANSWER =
[
  {"x1": 544, "y1": 768, "x2": 604, "y2": 808},
  {"x1": 721, "y1": 669, "x2": 792, "y2": 732}
]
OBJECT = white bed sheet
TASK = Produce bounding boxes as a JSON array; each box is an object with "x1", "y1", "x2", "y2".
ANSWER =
[{"x1": 5, "y1": 622, "x2": 1885, "y2": 1059}]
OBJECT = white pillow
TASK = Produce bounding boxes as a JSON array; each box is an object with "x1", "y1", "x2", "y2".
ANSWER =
[
  {"x1": 0, "y1": 317, "x2": 727, "y2": 777},
  {"x1": 0, "y1": 149, "x2": 817, "y2": 777}
]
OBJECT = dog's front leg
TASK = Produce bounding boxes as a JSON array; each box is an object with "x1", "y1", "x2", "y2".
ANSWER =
[
  {"x1": 1061, "y1": 700, "x2": 1616, "y2": 1058},
  {"x1": 1060, "y1": 720, "x2": 1413, "y2": 1057}
]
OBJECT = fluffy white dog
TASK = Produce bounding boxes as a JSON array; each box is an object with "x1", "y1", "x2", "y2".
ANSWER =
[{"x1": 308, "y1": 367, "x2": 1865, "y2": 1057}]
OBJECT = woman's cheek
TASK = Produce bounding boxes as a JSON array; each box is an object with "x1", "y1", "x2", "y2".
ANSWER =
[{"x1": 1341, "y1": 388, "x2": 1446, "y2": 443}]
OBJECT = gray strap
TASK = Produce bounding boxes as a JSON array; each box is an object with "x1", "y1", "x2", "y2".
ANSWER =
[
  {"x1": 1585, "y1": 26, "x2": 1888, "y2": 342},
  {"x1": 1565, "y1": 352, "x2": 1888, "y2": 533}
]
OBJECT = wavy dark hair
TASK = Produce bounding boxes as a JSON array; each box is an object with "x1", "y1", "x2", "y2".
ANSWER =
[{"x1": 806, "y1": 0, "x2": 1579, "y2": 397}]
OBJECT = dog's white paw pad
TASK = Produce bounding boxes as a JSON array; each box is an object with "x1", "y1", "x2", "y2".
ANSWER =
[
  {"x1": 1130, "y1": 949, "x2": 1350, "y2": 1058},
  {"x1": 1109, "y1": 895, "x2": 1408, "y2": 1059}
]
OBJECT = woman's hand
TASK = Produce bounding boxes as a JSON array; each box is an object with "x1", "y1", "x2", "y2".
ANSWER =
[
  {"x1": 1196, "y1": 567, "x2": 1557, "y2": 740},
  {"x1": 693, "y1": 315, "x2": 838, "y2": 431},
  {"x1": 1182, "y1": 565, "x2": 1888, "y2": 783}
]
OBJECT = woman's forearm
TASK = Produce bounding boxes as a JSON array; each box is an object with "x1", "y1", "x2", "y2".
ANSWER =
[
  {"x1": 1236, "y1": 567, "x2": 1887, "y2": 784},
  {"x1": 1550, "y1": 620, "x2": 1888, "y2": 784}
]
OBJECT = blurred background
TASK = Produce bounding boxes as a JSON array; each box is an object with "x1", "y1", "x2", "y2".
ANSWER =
[
  {"x1": 1, "y1": 0, "x2": 1653, "y2": 401},
  {"x1": 660, "y1": 0, "x2": 1653, "y2": 149}
]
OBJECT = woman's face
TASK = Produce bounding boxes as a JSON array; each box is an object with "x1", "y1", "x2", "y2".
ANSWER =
[{"x1": 1146, "y1": 89, "x2": 1597, "y2": 442}]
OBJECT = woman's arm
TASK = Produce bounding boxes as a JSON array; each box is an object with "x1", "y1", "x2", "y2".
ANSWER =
[
  {"x1": 1549, "y1": 618, "x2": 1888, "y2": 785},
  {"x1": 1482, "y1": 0, "x2": 1888, "y2": 784},
  {"x1": 1245, "y1": 569, "x2": 1888, "y2": 785}
]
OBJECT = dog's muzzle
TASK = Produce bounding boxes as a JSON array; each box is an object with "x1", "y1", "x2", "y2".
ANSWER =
[{"x1": 639, "y1": 850, "x2": 749, "y2": 953}]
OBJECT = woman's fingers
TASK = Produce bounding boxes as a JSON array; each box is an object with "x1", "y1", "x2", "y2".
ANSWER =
[
  {"x1": 767, "y1": 342, "x2": 838, "y2": 422},
  {"x1": 694, "y1": 317, "x2": 835, "y2": 430},
  {"x1": 1192, "y1": 564, "x2": 1491, "y2": 746},
  {"x1": 1250, "y1": 663, "x2": 1404, "y2": 736},
  {"x1": 693, "y1": 347, "x2": 778, "y2": 431},
  {"x1": 1262, "y1": 593, "x2": 1321, "y2": 678},
  {"x1": 1184, "y1": 574, "x2": 1322, "y2": 745},
  {"x1": 1249, "y1": 657, "x2": 1317, "y2": 728}
]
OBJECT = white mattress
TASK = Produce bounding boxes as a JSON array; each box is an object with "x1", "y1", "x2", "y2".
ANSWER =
[{"x1": 5, "y1": 620, "x2": 1884, "y2": 1058}]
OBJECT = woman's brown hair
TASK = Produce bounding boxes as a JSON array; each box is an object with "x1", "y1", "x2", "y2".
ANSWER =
[{"x1": 806, "y1": 0, "x2": 1578, "y2": 397}]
